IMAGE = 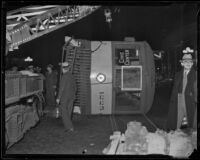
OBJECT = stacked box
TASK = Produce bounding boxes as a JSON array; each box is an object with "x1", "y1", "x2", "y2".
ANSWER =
[
  {"x1": 5, "y1": 73, "x2": 20, "y2": 99},
  {"x1": 26, "y1": 76, "x2": 42, "y2": 93}
]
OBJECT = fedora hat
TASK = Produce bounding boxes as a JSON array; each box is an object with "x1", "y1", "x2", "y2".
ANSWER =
[
  {"x1": 180, "y1": 53, "x2": 193, "y2": 62},
  {"x1": 47, "y1": 64, "x2": 53, "y2": 68},
  {"x1": 59, "y1": 61, "x2": 70, "y2": 67}
]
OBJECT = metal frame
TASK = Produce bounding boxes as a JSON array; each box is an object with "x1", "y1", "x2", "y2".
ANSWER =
[{"x1": 6, "y1": 6, "x2": 101, "y2": 51}]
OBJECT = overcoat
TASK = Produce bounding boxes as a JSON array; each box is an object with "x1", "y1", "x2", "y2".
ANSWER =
[
  {"x1": 166, "y1": 66, "x2": 197, "y2": 130},
  {"x1": 57, "y1": 72, "x2": 77, "y2": 130},
  {"x1": 45, "y1": 71, "x2": 58, "y2": 106},
  {"x1": 57, "y1": 72, "x2": 77, "y2": 102}
]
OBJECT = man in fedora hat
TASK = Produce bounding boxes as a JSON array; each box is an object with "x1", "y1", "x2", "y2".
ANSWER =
[
  {"x1": 166, "y1": 49, "x2": 197, "y2": 131},
  {"x1": 56, "y1": 61, "x2": 77, "y2": 132},
  {"x1": 28, "y1": 65, "x2": 34, "y2": 72},
  {"x1": 45, "y1": 64, "x2": 58, "y2": 112}
]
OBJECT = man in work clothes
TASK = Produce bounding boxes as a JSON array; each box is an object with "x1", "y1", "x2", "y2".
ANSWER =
[
  {"x1": 166, "y1": 49, "x2": 197, "y2": 131},
  {"x1": 56, "y1": 62, "x2": 77, "y2": 132}
]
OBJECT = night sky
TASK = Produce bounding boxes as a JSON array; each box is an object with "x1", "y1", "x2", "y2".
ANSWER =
[{"x1": 4, "y1": 3, "x2": 198, "y2": 72}]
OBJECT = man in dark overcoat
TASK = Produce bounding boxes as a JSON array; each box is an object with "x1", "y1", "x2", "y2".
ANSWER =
[
  {"x1": 45, "y1": 64, "x2": 58, "y2": 110},
  {"x1": 56, "y1": 62, "x2": 77, "y2": 132},
  {"x1": 193, "y1": 78, "x2": 197, "y2": 130},
  {"x1": 166, "y1": 49, "x2": 197, "y2": 131}
]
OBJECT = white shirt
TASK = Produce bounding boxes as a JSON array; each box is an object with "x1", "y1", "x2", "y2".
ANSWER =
[{"x1": 183, "y1": 69, "x2": 190, "y2": 76}]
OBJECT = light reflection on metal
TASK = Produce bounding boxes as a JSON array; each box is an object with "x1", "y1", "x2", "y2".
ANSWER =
[
  {"x1": 104, "y1": 8, "x2": 112, "y2": 23},
  {"x1": 6, "y1": 6, "x2": 101, "y2": 52},
  {"x1": 24, "y1": 56, "x2": 33, "y2": 62},
  {"x1": 6, "y1": 30, "x2": 11, "y2": 42},
  {"x1": 153, "y1": 51, "x2": 164, "y2": 59},
  {"x1": 26, "y1": 5, "x2": 59, "y2": 10},
  {"x1": 90, "y1": 73, "x2": 96, "y2": 79},
  {"x1": 154, "y1": 53, "x2": 162, "y2": 59},
  {"x1": 136, "y1": 49, "x2": 139, "y2": 57}
]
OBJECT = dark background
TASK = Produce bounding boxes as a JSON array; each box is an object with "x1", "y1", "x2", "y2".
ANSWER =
[{"x1": 4, "y1": 2, "x2": 199, "y2": 73}]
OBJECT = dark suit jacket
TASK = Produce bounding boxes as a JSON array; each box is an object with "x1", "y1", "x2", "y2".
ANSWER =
[
  {"x1": 166, "y1": 66, "x2": 197, "y2": 130},
  {"x1": 57, "y1": 72, "x2": 77, "y2": 102}
]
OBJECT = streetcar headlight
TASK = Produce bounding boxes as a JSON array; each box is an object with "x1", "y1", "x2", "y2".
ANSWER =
[{"x1": 96, "y1": 73, "x2": 106, "y2": 83}]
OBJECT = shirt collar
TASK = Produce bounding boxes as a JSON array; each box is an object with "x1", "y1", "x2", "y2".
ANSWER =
[{"x1": 184, "y1": 69, "x2": 190, "y2": 75}]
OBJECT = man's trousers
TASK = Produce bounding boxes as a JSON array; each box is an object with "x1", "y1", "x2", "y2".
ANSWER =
[{"x1": 60, "y1": 98, "x2": 74, "y2": 130}]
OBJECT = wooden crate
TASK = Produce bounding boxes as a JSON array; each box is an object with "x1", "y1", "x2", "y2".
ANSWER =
[{"x1": 26, "y1": 76, "x2": 43, "y2": 94}]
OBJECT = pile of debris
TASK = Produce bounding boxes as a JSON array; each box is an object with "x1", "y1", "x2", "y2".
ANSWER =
[{"x1": 103, "y1": 121, "x2": 196, "y2": 158}]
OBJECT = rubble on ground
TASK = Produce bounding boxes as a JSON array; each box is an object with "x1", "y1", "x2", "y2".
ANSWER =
[{"x1": 103, "y1": 121, "x2": 196, "y2": 158}]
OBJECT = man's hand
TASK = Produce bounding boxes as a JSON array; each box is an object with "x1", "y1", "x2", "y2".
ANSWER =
[{"x1": 56, "y1": 99, "x2": 60, "y2": 104}]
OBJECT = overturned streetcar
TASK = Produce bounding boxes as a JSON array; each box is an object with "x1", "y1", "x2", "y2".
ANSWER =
[{"x1": 62, "y1": 37, "x2": 155, "y2": 115}]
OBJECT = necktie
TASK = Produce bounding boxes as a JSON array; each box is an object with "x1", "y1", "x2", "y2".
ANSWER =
[
  {"x1": 181, "y1": 70, "x2": 188, "y2": 126},
  {"x1": 177, "y1": 70, "x2": 189, "y2": 129},
  {"x1": 182, "y1": 70, "x2": 187, "y2": 94}
]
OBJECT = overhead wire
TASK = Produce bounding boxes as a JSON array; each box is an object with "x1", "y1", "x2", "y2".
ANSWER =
[{"x1": 91, "y1": 41, "x2": 103, "y2": 53}]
